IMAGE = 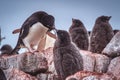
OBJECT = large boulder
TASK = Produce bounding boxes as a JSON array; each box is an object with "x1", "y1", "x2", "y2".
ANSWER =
[
  {"x1": 80, "y1": 50, "x2": 95, "y2": 72},
  {"x1": 43, "y1": 47, "x2": 56, "y2": 74},
  {"x1": 102, "y1": 31, "x2": 120, "y2": 58},
  {"x1": 94, "y1": 53, "x2": 110, "y2": 73},
  {"x1": 107, "y1": 56, "x2": 120, "y2": 80},
  {"x1": 80, "y1": 50, "x2": 110, "y2": 73},
  {"x1": 0, "y1": 52, "x2": 48, "y2": 75},
  {"x1": 42, "y1": 47, "x2": 58, "y2": 80}
]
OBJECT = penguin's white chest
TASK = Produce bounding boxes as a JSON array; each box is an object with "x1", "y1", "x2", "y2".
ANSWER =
[{"x1": 23, "y1": 22, "x2": 48, "y2": 50}]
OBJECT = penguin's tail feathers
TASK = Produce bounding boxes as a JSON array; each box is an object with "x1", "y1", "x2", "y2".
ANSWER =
[
  {"x1": 10, "y1": 46, "x2": 20, "y2": 55},
  {"x1": 10, "y1": 41, "x2": 22, "y2": 55}
]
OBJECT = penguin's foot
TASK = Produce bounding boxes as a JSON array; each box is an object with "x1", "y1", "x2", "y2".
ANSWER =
[
  {"x1": 26, "y1": 46, "x2": 39, "y2": 53},
  {"x1": 29, "y1": 50, "x2": 39, "y2": 53}
]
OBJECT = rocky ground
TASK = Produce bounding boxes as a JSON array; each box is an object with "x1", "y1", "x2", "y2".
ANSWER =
[{"x1": 0, "y1": 31, "x2": 120, "y2": 80}]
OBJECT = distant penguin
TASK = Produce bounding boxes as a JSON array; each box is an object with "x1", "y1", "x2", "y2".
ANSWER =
[
  {"x1": 69, "y1": 18, "x2": 89, "y2": 50},
  {"x1": 88, "y1": 31, "x2": 91, "y2": 36},
  {"x1": 53, "y1": 30, "x2": 83, "y2": 80},
  {"x1": 89, "y1": 16, "x2": 114, "y2": 53},
  {"x1": 0, "y1": 44, "x2": 13, "y2": 56},
  {"x1": 0, "y1": 28, "x2": 5, "y2": 44},
  {"x1": 113, "y1": 29, "x2": 119, "y2": 35},
  {"x1": 11, "y1": 11, "x2": 55, "y2": 54},
  {"x1": 0, "y1": 68, "x2": 7, "y2": 80}
]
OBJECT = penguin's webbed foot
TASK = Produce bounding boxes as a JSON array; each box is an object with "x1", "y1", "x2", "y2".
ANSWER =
[{"x1": 28, "y1": 49, "x2": 39, "y2": 53}]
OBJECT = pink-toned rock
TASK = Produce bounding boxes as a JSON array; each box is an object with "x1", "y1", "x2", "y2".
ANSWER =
[
  {"x1": 36, "y1": 73, "x2": 48, "y2": 80},
  {"x1": 66, "y1": 71, "x2": 116, "y2": 80},
  {"x1": 94, "y1": 53, "x2": 110, "y2": 73},
  {"x1": 80, "y1": 50, "x2": 110, "y2": 73},
  {"x1": 36, "y1": 73, "x2": 60, "y2": 80},
  {"x1": 0, "y1": 55, "x2": 18, "y2": 69},
  {"x1": 42, "y1": 47, "x2": 59, "y2": 80},
  {"x1": 43, "y1": 47, "x2": 57, "y2": 75},
  {"x1": 0, "y1": 47, "x2": 111, "y2": 80},
  {"x1": 18, "y1": 52, "x2": 48, "y2": 75},
  {"x1": 4, "y1": 68, "x2": 37, "y2": 80},
  {"x1": 102, "y1": 31, "x2": 120, "y2": 58},
  {"x1": 80, "y1": 50, "x2": 95, "y2": 72},
  {"x1": 0, "y1": 52, "x2": 48, "y2": 75},
  {"x1": 107, "y1": 56, "x2": 120, "y2": 80}
]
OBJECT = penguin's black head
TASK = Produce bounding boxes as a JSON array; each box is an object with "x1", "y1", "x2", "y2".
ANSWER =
[
  {"x1": 56, "y1": 30, "x2": 71, "y2": 46},
  {"x1": 41, "y1": 15, "x2": 55, "y2": 31},
  {"x1": 113, "y1": 29, "x2": 119, "y2": 35},
  {"x1": 72, "y1": 18, "x2": 83, "y2": 27},
  {"x1": 96, "y1": 16, "x2": 111, "y2": 23},
  {"x1": 0, "y1": 44, "x2": 12, "y2": 55}
]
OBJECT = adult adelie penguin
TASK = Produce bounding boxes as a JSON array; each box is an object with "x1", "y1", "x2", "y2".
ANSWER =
[
  {"x1": 53, "y1": 30, "x2": 83, "y2": 80},
  {"x1": 89, "y1": 15, "x2": 114, "y2": 53},
  {"x1": 11, "y1": 11, "x2": 55, "y2": 54},
  {"x1": 69, "y1": 18, "x2": 89, "y2": 50}
]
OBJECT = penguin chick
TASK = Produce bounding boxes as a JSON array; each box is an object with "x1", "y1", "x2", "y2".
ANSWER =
[
  {"x1": 0, "y1": 68, "x2": 7, "y2": 80},
  {"x1": 11, "y1": 11, "x2": 55, "y2": 54},
  {"x1": 89, "y1": 15, "x2": 114, "y2": 53},
  {"x1": 0, "y1": 44, "x2": 13, "y2": 56},
  {"x1": 69, "y1": 18, "x2": 89, "y2": 50},
  {"x1": 53, "y1": 30, "x2": 83, "y2": 80}
]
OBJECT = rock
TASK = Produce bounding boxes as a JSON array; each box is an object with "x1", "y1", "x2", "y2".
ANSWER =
[
  {"x1": 43, "y1": 47, "x2": 57, "y2": 75},
  {"x1": 18, "y1": 52, "x2": 48, "y2": 75},
  {"x1": 80, "y1": 50, "x2": 95, "y2": 72},
  {"x1": 36, "y1": 73, "x2": 48, "y2": 80},
  {"x1": 0, "y1": 52, "x2": 48, "y2": 75},
  {"x1": 36, "y1": 73, "x2": 60, "y2": 80},
  {"x1": 0, "y1": 47, "x2": 112, "y2": 80},
  {"x1": 80, "y1": 50, "x2": 110, "y2": 73},
  {"x1": 42, "y1": 47, "x2": 59, "y2": 80},
  {"x1": 107, "y1": 56, "x2": 120, "y2": 80},
  {"x1": 94, "y1": 53, "x2": 110, "y2": 73},
  {"x1": 4, "y1": 68, "x2": 37, "y2": 80},
  {"x1": 102, "y1": 31, "x2": 120, "y2": 58},
  {"x1": 66, "y1": 71, "x2": 116, "y2": 80},
  {"x1": 0, "y1": 55, "x2": 18, "y2": 69}
]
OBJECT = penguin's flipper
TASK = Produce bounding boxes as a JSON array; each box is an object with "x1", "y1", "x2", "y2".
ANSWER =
[{"x1": 12, "y1": 28, "x2": 21, "y2": 34}]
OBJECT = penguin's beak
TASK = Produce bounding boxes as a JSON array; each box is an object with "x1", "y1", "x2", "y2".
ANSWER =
[
  {"x1": 50, "y1": 25, "x2": 57, "y2": 33},
  {"x1": 108, "y1": 16, "x2": 111, "y2": 20},
  {"x1": 54, "y1": 28, "x2": 58, "y2": 34},
  {"x1": 51, "y1": 27, "x2": 58, "y2": 38},
  {"x1": 54, "y1": 28, "x2": 58, "y2": 32}
]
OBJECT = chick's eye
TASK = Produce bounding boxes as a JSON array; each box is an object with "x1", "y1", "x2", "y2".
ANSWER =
[{"x1": 47, "y1": 25, "x2": 50, "y2": 27}]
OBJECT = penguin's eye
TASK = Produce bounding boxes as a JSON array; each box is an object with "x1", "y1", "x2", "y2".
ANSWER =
[
  {"x1": 61, "y1": 33, "x2": 64, "y2": 36},
  {"x1": 47, "y1": 25, "x2": 50, "y2": 26}
]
